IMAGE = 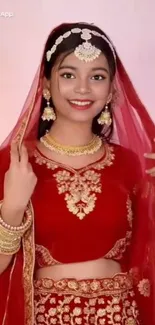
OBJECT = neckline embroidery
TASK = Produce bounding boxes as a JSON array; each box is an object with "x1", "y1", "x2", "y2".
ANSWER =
[
  {"x1": 33, "y1": 143, "x2": 115, "y2": 174},
  {"x1": 33, "y1": 145, "x2": 115, "y2": 219}
]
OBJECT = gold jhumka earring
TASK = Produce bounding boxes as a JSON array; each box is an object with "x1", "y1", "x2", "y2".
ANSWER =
[
  {"x1": 41, "y1": 89, "x2": 56, "y2": 121},
  {"x1": 97, "y1": 103, "x2": 112, "y2": 126}
]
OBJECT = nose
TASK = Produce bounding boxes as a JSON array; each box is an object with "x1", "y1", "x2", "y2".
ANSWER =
[{"x1": 74, "y1": 78, "x2": 91, "y2": 95}]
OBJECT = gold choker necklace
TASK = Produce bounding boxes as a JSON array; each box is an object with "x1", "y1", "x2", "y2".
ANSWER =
[{"x1": 40, "y1": 133, "x2": 102, "y2": 156}]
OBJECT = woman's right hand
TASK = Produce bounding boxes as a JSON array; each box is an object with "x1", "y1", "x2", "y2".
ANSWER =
[{"x1": 2, "y1": 142, "x2": 37, "y2": 213}]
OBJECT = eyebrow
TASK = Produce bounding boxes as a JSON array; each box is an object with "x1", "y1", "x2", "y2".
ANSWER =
[{"x1": 58, "y1": 65, "x2": 109, "y2": 73}]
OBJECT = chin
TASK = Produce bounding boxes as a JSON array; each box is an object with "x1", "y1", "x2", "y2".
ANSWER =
[
  {"x1": 67, "y1": 110, "x2": 98, "y2": 122},
  {"x1": 68, "y1": 114, "x2": 95, "y2": 124}
]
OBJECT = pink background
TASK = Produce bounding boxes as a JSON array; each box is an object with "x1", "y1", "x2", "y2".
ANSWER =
[{"x1": 0, "y1": 0, "x2": 155, "y2": 144}]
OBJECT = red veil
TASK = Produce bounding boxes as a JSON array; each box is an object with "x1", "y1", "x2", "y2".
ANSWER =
[{"x1": 0, "y1": 23, "x2": 155, "y2": 325}]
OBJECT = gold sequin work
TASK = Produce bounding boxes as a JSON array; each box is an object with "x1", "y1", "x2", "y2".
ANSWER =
[
  {"x1": 53, "y1": 169, "x2": 102, "y2": 219},
  {"x1": 33, "y1": 144, "x2": 115, "y2": 219},
  {"x1": 34, "y1": 275, "x2": 140, "y2": 324},
  {"x1": 35, "y1": 244, "x2": 61, "y2": 267},
  {"x1": 137, "y1": 279, "x2": 150, "y2": 297},
  {"x1": 104, "y1": 195, "x2": 133, "y2": 260}
]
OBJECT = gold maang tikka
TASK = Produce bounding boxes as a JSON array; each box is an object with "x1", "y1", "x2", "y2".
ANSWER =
[
  {"x1": 41, "y1": 89, "x2": 56, "y2": 121},
  {"x1": 46, "y1": 28, "x2": 116, "y2": 64},
  {"x1": 97, "y1": 103, "x2": 112, "y2": 126}
]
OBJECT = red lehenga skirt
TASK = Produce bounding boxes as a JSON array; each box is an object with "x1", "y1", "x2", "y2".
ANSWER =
[{"x1": 34, "y1": 273, "x2": 141, "y2": 325}]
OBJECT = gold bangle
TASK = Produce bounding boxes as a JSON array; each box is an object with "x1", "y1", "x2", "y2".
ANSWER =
[
  {"x1": 0, "y1": 201, "x2": 32, "y2": 235},
  {"x1": 0, "y1": 224, "x2": 21, "y2": 255},
  {"x1": 0, "y1": 239, "x2": 21, "y2": 255},
  {"x1": 0, "y1": 238, "x2": 21, "y2": 248},
  {"x1": 0, "y1": 222, "x2": 26, "y2": 240},
  {"x1": 0, "y1": 200, "x2": 33, "y2": 255}
]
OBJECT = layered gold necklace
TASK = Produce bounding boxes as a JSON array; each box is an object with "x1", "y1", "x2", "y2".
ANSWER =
[{"x1": 40, "y1": 132, "x2": 102, "y2": 156}]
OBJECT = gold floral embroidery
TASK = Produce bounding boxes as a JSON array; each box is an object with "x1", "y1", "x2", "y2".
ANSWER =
[
  {"x1": 53, "y1": 169, "x2": 102, "y2": 219},
  {"x1": 125, "y1": 317, "x2": 137, "y2": 325},
  {"x1": 13, "y1": 114, "x2": 27, "y2": 144},
  {"x1": 91, "y1": 146, "x2": 115, "y2": 171},
  {"x1": 34, "y1": 274, "x2": 133, "y2": 297},
  {"x1": 35, "y1": 244, "x2": 61, "y2": 267},
  {"x1": 104, "y1": 231, "x2": 132, "y2": 260},
  {"x1": 14, "y1": 95, "x2": 36, "y2": 145},
  {"x1": 104, "y1": 195, "x2": 133, "y2": 260},
  {"x1": 22, "y1": 200, "x2": 35, "y2": 325},
  {"x1": 137, "y1": 278, "x2": 150, "y2": 297},
  {"x1": 33, "y1": 145, "x2": 114, "y2": 219},
  {"x1": 34, "y1": 275, "x2": 139, "y2": 325},
  {"x1": 129, "y1": 267, "x2": 140, "y2": 285},
  {"x1": 33, "y1": 144, "x2": 114, "y2": 173},
  {"x1": 126, "y1": 196, "x2": 133, "y2": 228},
  {"x1": 33, "y1": 151, "x2": 58, "y2": 170}
]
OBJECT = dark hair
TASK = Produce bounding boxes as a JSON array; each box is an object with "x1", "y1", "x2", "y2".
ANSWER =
[{"x1": 37, "y1": 22, "x2": 117, "y2": 142}]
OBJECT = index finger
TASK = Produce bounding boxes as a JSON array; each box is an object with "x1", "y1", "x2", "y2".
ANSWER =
[
  {"x1": 20, "y1": 144, "x2": 29, "y2": 166},
  {"x1": 10, "y1": 142, "x2": 20, "y2": 165}
]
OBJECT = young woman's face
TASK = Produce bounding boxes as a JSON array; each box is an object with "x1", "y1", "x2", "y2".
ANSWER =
[{"x1": 45, "y1": 51, "x2": 112, "y2": 123}]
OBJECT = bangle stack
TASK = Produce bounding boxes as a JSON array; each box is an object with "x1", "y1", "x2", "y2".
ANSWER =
[{"x1": 0, "y1": 202, "x2": 32, "y2": 255}]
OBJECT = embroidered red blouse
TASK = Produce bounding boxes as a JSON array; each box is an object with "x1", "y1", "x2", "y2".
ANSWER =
[
  {"x1": 0, "y1": 143, "x2": 153, "y2": 325},
  {"x1": 29, "y1": 143, "x2": 141, "y2": 270}
]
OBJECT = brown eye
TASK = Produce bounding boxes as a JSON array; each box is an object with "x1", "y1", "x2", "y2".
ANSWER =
[
  {"x1": 91, "y1": 75, "x2": 106, "y2": 80},
  {"x1": 61, "y1": 73, "x2": 75, "y2": 79}
]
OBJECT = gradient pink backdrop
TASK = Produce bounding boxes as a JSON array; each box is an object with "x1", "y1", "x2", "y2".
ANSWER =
[{"x1": 0, "y1": 0, "x2": 155, "y2": 144}]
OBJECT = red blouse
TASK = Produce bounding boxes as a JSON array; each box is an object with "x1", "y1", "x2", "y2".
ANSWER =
[
  {"x1": 30, "y1": 143, "x2": 141, "y2": 270},
  {"x1": 0, "y1": 144, "x2": 153, "y2": 325}
]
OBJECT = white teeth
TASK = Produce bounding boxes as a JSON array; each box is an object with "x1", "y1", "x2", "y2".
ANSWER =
[{"x1": 70, "y1": 100, "x2": 92, "y2": 106}]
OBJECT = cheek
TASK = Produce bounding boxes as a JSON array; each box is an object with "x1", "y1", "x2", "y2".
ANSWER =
[
  {"x1": 50, "y1": 84, "x2": 70, "y2": 112},
  {"x1": 51, "y1": 79, "x2": 73, "y2": 100},
  {"x1": 50, "y1": 84, "x2": 60, "y2": 108},
  {"x1": 93, "y1": 83, "x2": 110, "y2": 100},
  {"x1": 58, "y1": 79, "x2": 74, "y2": 97}
]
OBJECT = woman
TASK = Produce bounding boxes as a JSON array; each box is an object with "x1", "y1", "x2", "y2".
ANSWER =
[{"x1": 0, "y1": 22, "x2": 155, "y2": 325}]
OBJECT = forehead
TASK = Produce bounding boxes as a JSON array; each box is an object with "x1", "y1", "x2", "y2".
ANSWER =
[{"x1": 56, "y1": 52, "x2": 110, "y2": 71}]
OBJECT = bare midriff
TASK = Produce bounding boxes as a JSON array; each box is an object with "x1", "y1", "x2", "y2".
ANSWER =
[{"x1": 35, "y1": 258, "x2": 122, "y2": 280}]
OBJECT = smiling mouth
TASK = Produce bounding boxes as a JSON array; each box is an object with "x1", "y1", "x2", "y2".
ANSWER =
[{"x1": 68, "y1": 100, "x2": 93, "y2": 110}]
